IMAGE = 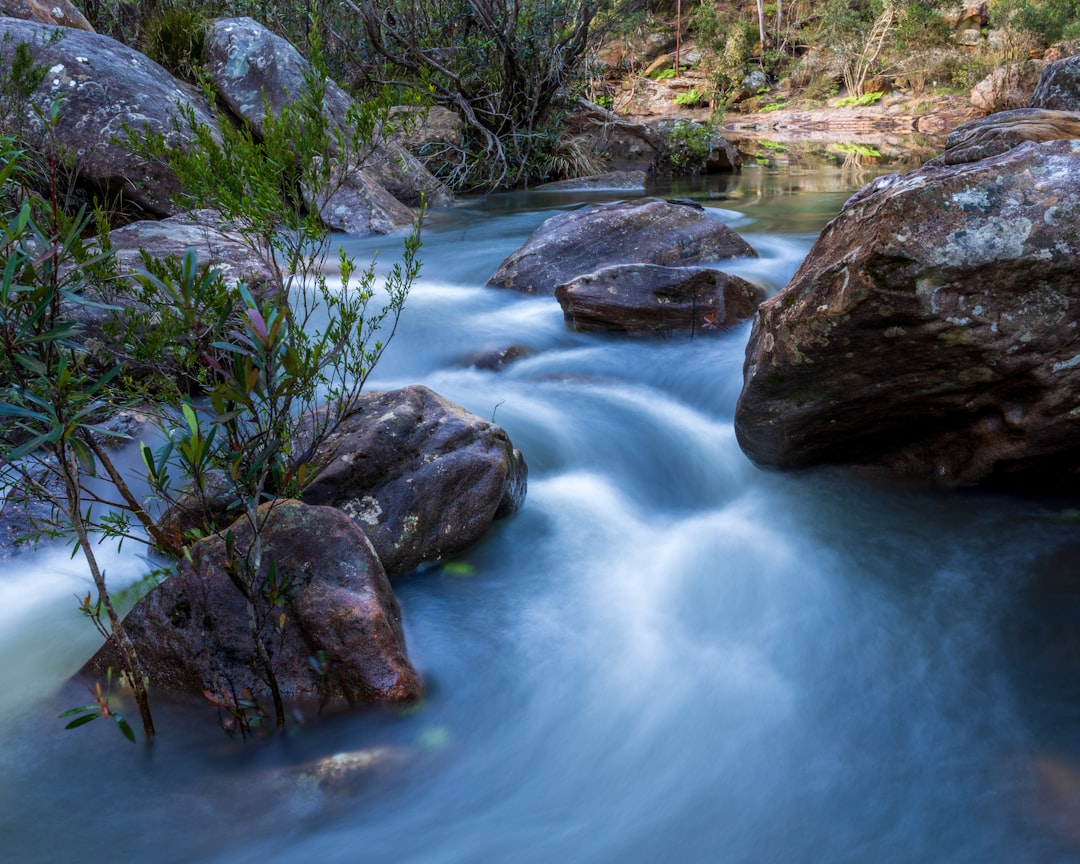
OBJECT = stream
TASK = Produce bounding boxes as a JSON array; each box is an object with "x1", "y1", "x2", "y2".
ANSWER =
[{"x1": 2, "y1": 151, "x2": 1079, "y2": 863}]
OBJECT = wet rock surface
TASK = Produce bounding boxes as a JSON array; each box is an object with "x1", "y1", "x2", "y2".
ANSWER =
[
  {"x1": 735, "y1": 139, "x2": 1080, "y2": 487},
  {"x1": 555, "y1": 264, "x2": 763, "y2": 334}
]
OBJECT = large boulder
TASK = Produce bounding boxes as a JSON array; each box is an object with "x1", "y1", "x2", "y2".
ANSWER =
[
  {"x1": 1031, "y1": 54, "x2": 1080, "y2": 111},
  {"x1": 926, "y1": 108, "x2": 1080, "y2": 166},
  {"x1": 203, "y1": 17, "x2": 451, "y2": 218},
  {"x1": 105, "y1": 209, "x2": 276, "y2": 292},
  {"x1": 0, "y1": 19, "x2": 219, "y2": 216},
  {"x1": 487, "y1": 198, "x2": 757, "y2": 296},
  {"x1": 302, "y1": 386, "x2": 527, "y2": 576},
  {"x1": 83, "y1": 500, "x2": 420, "y2": 710},
  {"x1": 555, "y1": 264, "x2": 764, "y2": 334},
  {"x1": 735, "y1": 139, "x2": 1080, "y2": 487}
]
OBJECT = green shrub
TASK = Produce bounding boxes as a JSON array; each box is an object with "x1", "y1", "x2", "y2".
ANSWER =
[
  {"x1": 140, "y1": 4, "x2": 210, "y2": 82},
  {"x1": 836, "y1": 90, "x2": 884, "y2": 108},
  {"x1": 674, "y1": 88, "x2": 704, "y2": 107}
]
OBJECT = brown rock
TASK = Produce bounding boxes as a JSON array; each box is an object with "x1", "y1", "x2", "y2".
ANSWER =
[
  {"x1": 735, "y1": 139, "x2": 1080, "y2": 487},
  {"x1": 83, "y1": 501, "x2": 420, "y2": 710},
  {"x1": 555, "y1": 264, "x2": 764, "y2": 334},
  {"x1": 302, "y1": 386, "x2": 527, "y2": 577},
  {"x1": 926, "y1": 108, "x2": 1080, "y2": 166},
  {"x1": 487, "y1": 198, "x2": 757, "y2": 296}
]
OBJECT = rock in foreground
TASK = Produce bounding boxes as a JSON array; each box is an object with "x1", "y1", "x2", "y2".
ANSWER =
[
  {"x1": 83, "y1": 501, "x2": 420, "y2": 710},
  {"x1": 555, "y1": 264, "x2": 763, "y2": 334},
  {"x1": 735, "y1": 139, "x2": 1080, "y2": 487},
  {"x1": 487, "y1": 198, "x2": 756, "y2": 296}
]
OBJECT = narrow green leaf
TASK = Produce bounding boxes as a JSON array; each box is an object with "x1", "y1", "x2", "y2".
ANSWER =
[
  {"x1": 63, "y1": 712, "x2": 100, "y2": 730},
  {"x1": 114, "y1": 715, "x2": 136, "y2": 743},
  {"x1": 58, "y1": 705, "x2": 98, "y2": 718}
]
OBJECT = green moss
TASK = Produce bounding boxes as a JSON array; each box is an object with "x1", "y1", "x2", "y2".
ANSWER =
[{"x1": 937, "y1": 327, "x2": 974, "y2": 346}]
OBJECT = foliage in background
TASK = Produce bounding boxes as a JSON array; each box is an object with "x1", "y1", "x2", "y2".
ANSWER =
[
  {"x1": 345, "y1": 0, "x2": 601, "y2": 189},
  {"x1": 139, "y1": 2, "x2": 210, "y2": 82}
]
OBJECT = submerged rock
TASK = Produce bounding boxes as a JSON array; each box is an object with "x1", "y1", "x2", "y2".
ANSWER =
[
  {"x1": 83, "y1": 500, "x2": 420, "y2": 709},
  {"x1": 533, "y1": 171, "x2": 648, "y2": 192},
  {"x1": 555, "y1": 264, "x2": 763, "y2": 334},
  {"x1": 302, "y1": 385, "x2": 527, "y2": 577},
  {"x1": 735, "y1": 139, "x2": 1080, "y2": 487},
  {"x1": 487, "y1": 198, "x2": 756, "y2": 296}
]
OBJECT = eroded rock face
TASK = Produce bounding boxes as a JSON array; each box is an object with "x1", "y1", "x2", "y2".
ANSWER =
[
  {"x1": 487, "y1": 198, "x2": 757, "y2": 296},
  {"x1": 555, "y1": 264, "x2": 763, "y2": 334},
  {"x1": 735, "y1": 139, "x2": 1080, "y2": 487},
  {"x1": 203, "y1": 17, "x2": 450, "y2": 220},
  {"x1": 0, "y1": 18, "x2": 218, "y2": 216},
  {"x1": 83, "y1": 501, "x2": 420, "y2": 709},
  {"x1": 926, "y1": 108, "x2": 1080, "y2": 166},
  {"x1": 302, "y1": 386, "x2": 528, "y2": 576},
  {"x1": 1031, "y1": 54, "x2": 1080, "y2": 112}
]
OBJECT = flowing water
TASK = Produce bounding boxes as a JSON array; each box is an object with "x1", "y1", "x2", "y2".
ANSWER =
[{"x1": 3, "y1": 155, "x2": 1080, "y2": 863}]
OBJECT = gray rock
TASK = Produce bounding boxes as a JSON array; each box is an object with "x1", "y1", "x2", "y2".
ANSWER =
[
  {"x1": 555, "y1": 264, "x2": 764, "y2": 334},
  {"x1": 106, "y1": 209, "x2": 276, "y2": 292},
  {"x1": 0, "y1": 18, "x2": 219, "y2": 216},
  {"x1": 1031, "y1": 54, "x2": 1080, "y2": 112},
  {"x1": 487, "y1": 198, "x2": 757, "y2": 296},
  {"x1": 735, "y1": 139, "x2": 1080, "y2": 488},
  {"x1": 203, "y1": 17, "x2": 451, "y2": 220}
]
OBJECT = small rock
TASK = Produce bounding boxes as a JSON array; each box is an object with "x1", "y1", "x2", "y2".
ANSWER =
[{"x1": 555, "y1": 264, "x2": 764, "y2": 335}]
